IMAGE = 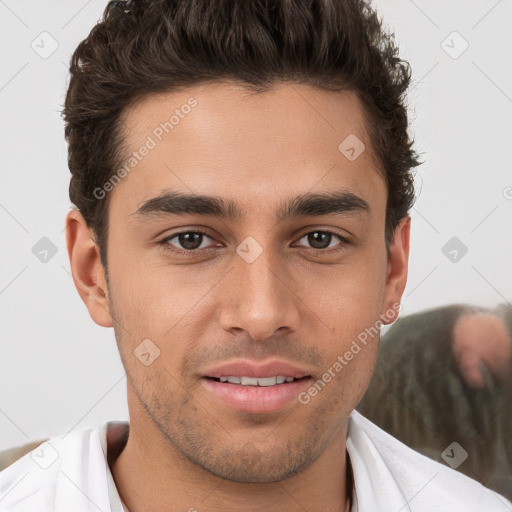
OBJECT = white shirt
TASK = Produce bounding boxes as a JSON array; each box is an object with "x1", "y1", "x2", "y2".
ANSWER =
[{"x1": 0, "y1": 410, "x2": 510, "y2": 511}]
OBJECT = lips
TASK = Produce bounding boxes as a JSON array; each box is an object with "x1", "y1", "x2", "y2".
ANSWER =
[
  {"x1": 200, "y1": 360, "x2": 313, "y2": 413},
  {"x1": 202, "y1": 360, "x2": 311, "y2": 380},
  {"x1": 218, "y1": 375, "x2": 296, "y2": 386}
]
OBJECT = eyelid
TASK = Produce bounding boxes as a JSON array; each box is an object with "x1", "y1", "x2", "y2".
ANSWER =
[
  {"x1": 159, "y1": 227, "x2": 351, "y2": 254},
  {"x1": 160, "y1": 229, "x2": 219, "y2": 250},
  {"x1": 293, "y1": 229, "x2": 350, "y2": 249}
]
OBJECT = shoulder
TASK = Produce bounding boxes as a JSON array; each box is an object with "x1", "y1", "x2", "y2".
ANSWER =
[
  {"x1": 0, "y1": 425, "x2": 110, "y2": 512},
  {"x1": 347, "y1": 410, "x2": 512, "y2": 512},
  {"x1": 0, "y1": 439, "x2": 49, "y2": 472}
]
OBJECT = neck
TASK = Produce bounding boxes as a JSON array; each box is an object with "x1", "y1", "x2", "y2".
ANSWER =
[{"x1": 111, "y1": 414, "x2": 352, "y2": 512}]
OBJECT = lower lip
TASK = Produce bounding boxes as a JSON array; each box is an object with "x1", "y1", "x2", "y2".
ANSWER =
[{"x1": 201, "y1": 377, "x2": 311, "y2": 413}]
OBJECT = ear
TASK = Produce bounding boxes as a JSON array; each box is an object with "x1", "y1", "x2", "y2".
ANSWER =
[
  {"x1": 65, "y1": 209, "x2": 113, "y2": 328},
  {"x1": 381, "y1": 216, "x2": 410, "y2": 325}
]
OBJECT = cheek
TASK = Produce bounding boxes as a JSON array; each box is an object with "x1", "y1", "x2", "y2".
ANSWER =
[
  {"x1": 108, "y1": 245, "x2": 211, "y2": 330},
  {"x1": 292, "y1": 257, "x2": 386, "y2": 387},
  {"x1": 107, "y1": 259, "x2": 220, "y2": 380},
  {"x1": 293, "y1": 253, "x2": 387, "y2": 332}
]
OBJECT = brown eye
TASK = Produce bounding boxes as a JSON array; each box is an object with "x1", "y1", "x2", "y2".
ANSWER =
[
  {"x1": 296, "y1": 231, "x2": 343, "y2": 250},
  {"x1": 163, "y1": 231, "x2": 215, "y2": 251},
  {"x1": 177, "y1": 232, "x2": 204, "y2": 250}
]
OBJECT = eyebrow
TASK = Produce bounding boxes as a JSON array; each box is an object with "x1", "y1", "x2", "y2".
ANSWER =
[{"x1": 132, "y1": 189, "x2": 371, "y2": 222}]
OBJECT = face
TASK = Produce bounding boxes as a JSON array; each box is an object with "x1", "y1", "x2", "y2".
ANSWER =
[{"x1": 67, "y1": 81, "x2": 409, "y2": 483}]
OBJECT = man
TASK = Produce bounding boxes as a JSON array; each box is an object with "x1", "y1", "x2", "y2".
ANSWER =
[{"x1": 0, "y1": 0, "x2": 510, "y2": 510}]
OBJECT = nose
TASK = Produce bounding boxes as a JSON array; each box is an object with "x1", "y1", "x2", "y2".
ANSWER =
[{"x1": 218, "y1": 247, "x2": 301, "y2": 341}]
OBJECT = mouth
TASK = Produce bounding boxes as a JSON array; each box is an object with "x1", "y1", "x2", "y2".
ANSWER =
[
  {"x1": 206, "y1": 375, "x2": 309, "y2": 386},
  {"x1": 200, "y1": 361, "x2": 313, "y2": 413}
]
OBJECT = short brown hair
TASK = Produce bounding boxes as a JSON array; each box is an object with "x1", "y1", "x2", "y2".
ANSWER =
[{"x1": 63, "y1": 0, "x2": 421, "y2": 268}]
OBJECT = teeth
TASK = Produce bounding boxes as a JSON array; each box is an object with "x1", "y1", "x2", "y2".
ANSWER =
[
  {"x1": 241, "y1": 376, "x2": 259, "y2": 386},
  {"x1": 255, "y1": 377, "x2": 276, "y2": 387},
  {"x1": 218, "y1": 375, "x2": 297, "y2": 386}
]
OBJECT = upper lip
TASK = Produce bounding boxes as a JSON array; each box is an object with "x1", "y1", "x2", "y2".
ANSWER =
[{"x1": 201, "y1": 359, "x2": 312, "y2": 379}]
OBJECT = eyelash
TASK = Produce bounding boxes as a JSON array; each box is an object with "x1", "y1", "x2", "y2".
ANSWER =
[
  {"x1": 159, "y1": 229, "x2": 219, "y2": 257},
  {"x1": 158, "y1": 229, "x2": 351, "y2": 256}
]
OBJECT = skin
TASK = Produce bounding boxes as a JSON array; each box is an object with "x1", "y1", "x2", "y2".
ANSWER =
[{"x1": 65, "y1": 82, "x2": 410, "y2": 512}]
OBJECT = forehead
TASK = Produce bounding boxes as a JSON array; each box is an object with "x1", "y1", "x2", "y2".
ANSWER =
[{"x1": 111, "y1": 81, "x2": 385, "y2": 217}]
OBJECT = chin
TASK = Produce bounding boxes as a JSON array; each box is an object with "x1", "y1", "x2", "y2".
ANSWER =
[
  {"x1": 198, "y1": 454, "x2": 310, "y2": 483},
  {"x1": 176, "y1": 431, "x2": 319, "y2": 483}
]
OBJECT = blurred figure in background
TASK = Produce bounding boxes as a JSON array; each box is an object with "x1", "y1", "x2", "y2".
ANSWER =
[{"x1": 358, "y1": 303, "x2": 512, "y2": 499}]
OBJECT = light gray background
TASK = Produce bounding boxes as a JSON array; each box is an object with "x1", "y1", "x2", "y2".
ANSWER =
[{"x1": 1, "y1": 0, "x2": 511, "y2": 449}]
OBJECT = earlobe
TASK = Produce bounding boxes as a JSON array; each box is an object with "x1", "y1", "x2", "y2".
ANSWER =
[
  {"x1": 381, "y1": 216, "x2": 410, "y2": 325},
  {"x1": 65, "y1": 209, "x2": 113, "y2": 328}
]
